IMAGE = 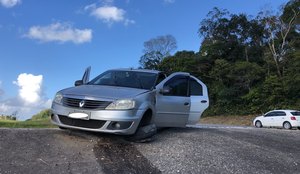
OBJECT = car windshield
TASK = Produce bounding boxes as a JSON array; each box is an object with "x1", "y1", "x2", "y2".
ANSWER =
[
  {"x1": 88, "y1": 70, "x2": 158, "y2": 90},
  {"x1": 291, "y1": 111, "x2": 300, "y2": 116}
]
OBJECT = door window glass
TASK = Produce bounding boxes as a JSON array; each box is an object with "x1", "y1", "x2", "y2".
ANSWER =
[
  {"x1": 275, "y1": 111, "x2": 286, "y2": 116},
  {"x1": 190, "y1": 79, "x2": 203, "y2": 96},
  {"x1": 164, "y1": 76, "x2": 188, "y2": 97},
  {"x1": 265, "y1": 112, "x2": 276, "y2": 117}
]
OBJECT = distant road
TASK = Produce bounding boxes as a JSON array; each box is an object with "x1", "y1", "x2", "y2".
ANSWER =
[{"x1": 0, "y1": 125, "x2": 299, "y2": 174}]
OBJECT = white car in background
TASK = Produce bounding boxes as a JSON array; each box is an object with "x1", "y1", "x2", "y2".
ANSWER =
[{"x1": 253, "y1": 110, "x2": 300, "y2": 129}]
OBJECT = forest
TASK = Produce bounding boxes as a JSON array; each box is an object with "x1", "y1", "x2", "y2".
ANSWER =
[{"x1": 139, "y1": 0, "x2": 300, "y2": 116}]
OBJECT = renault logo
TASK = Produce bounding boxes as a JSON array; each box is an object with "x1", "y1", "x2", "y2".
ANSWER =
[{"x1": 79, "y1": 100, "x2": 85, "y2": 108}]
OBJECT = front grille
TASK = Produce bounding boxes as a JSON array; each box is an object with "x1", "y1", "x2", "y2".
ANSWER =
[
  {"x1": 63, "y1": 97, "x2": 111, "y2": 110},
  {"x1": 58, "y1": 115, "x2": 106, "y2": 129}
]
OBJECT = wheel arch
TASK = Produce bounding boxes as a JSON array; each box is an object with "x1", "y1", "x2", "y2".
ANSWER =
[
  {"x1": 139, "y1": 109, "x2": 153, "y2": 127},
  {"x1": 283, "y1": 121, "x2": 292, "y2": 129}
]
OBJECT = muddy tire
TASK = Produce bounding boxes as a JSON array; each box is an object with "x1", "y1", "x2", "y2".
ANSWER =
[{"x1": 126, "y1": 124, "x2": 157, "y2": 143}]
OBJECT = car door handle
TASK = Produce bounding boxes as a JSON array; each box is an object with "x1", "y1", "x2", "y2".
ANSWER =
[
  {"x1": 201, "y1": 100, "x2": 207, "y2": 103},
  {"x1": 184, "y1": 102, "x2": 189, "y2": 106}
]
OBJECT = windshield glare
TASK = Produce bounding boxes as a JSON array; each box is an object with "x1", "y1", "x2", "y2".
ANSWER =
[{"x1": 88, "y1": 70, "x2": 158, "y2": 90}]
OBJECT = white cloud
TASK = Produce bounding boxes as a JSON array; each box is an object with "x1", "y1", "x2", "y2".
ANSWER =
[
  {"x1": 85, "y1": 4, "x2": 135, "y2": 26},
  {"x1": 0, "y1": 74, "x2": 52, "y2": 120},
  {"x1": 13, "y1": 73, "x2": 43, "y2": 104},
  {"x1": 92, "y1": 6, "x2": 125, "y2": 22},
  {"x1": 25, "y1": 22, "x2": 92, "y2": 44},
  {"x1": 0, "y1": 0, "x2": 21, "y2": 8}
]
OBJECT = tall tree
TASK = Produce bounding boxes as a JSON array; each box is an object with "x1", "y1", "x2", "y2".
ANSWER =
[
  {"x1": 198, "y1": 7, "x2": 265, "y2": 63},
  {"x1": 139, "y1": 35, "x2": 177, "y2": 70},
  {"x1": 257, "y1": 1, "x2": 299, "y2": 78}
]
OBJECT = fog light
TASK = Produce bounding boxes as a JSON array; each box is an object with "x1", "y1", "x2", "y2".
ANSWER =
[
  {"x1": 112, "y1": 122, "x2": 121, "y2": 129},
  {"x1": 108, "y1": 121, "x2": 133, "y2": 130}
]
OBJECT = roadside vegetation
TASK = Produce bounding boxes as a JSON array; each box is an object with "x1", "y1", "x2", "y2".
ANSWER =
[
  {"x1": 139, "y1": 0, "x2": 299, "y2": 116},
  {"x1": 200, "y1": 115, "x2": 257, "y2": 126},
  {"x1": 0, "y1": 109, "x2": 56, "y2": 128}
]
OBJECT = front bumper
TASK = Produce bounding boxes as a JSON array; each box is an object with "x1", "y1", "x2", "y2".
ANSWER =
[{"x1": 51, "y1": 103, "x2": 145, "y2": 135}]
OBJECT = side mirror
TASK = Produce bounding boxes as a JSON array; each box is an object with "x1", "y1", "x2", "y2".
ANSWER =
[
  {"x1": 159, "y1": 86, "x2": 171, "y2": 95},
  {"x1": 75, "y1": 80, "x2": 83, "y2": 86}
]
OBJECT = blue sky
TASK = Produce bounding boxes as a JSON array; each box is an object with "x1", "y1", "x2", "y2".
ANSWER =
[{"x1": 0, "y1": 0, "x2": 288, "y2": 120}]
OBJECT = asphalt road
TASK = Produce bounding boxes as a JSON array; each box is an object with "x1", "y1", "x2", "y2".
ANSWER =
[{"x1": 0, "y1": 125, "x2": 299, "y2": 174}]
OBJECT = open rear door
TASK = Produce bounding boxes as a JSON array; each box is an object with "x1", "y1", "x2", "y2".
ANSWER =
[
  {"x1": 82, "y1": 66, "x2": 91, "y2": 84},
  {"x1": 187, "y1": 77, "x2": 209, "y2": 124}
]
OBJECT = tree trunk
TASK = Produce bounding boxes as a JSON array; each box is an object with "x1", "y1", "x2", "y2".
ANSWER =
[
  {"x1": 245, "y1": 47, "x2": 249, "y2": 62},
  {"x1": 273, "y1": 55, "x2": 282, "y2": 78}
]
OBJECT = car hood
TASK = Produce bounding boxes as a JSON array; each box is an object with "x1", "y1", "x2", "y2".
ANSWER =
[{"x1": 60, "y1": 85, "x2": 149, "y2": 100}]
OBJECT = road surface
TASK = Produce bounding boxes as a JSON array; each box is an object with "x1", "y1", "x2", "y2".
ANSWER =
[{"x1": 0, "y1": 125, "x2": 299, "y2": 174}]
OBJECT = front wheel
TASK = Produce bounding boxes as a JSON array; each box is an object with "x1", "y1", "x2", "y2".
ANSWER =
[
  {"x1": 126, "y1": 124, "x2": 157, "y2": 143},
  {"x1": 255, "y1": 121, "x2": 262, "y2": 128},
  {"x1": 283, "y1": 122, "x2": 292, "y2": 129}
]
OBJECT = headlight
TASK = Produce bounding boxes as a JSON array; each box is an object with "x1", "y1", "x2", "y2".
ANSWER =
[
  {"x1": 106, "y1": 99, "x2": 135, "y2": 110},
  {"x1": 54, "y1": 93, "x2": 63, "y2": 104}
]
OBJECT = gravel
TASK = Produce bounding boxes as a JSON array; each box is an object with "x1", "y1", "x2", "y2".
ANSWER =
[{"x1": 0, "y1": 126, "x2": 299, "y2": 174}]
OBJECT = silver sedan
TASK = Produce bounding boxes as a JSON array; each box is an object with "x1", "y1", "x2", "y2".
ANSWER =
[{"x1": 51, "y1": 68, "x2": 209, "y2": 139}]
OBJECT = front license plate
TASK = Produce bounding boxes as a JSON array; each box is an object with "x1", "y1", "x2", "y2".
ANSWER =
[{"x1": 68, "y1": 111, "x2": 90, "y2": 120}]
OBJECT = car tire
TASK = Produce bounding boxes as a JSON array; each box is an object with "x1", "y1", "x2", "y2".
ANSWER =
[
  {"x1": 255, "y1": 121, "x2": 262, "y2": 128},
  {"x1": 283, "y1": 122, "x2": 292, "y2": 129},
  {"x1": 126, "y1": 123, "x2": 157, "y2": 143}
]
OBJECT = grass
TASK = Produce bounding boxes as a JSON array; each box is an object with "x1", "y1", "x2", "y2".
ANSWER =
[
  {"x1": 200, "y1": 115, "x2": 257, "y2": 126},
  {"x1": 0, "y1": 118, "x2": 57, "y2": 128}
]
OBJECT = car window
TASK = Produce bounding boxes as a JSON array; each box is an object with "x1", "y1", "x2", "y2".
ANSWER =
[
  {"x1": 265, "y1": 112, "x2": 276, "y2": 117},
  {"x1": 164, "y1": 76, "x2": 188, "y2": 97},
  {"x1": 92, "y1": 72, "x2": 114, "y2": 86},
  {"x1": 276, "y1": 111, "x2": 286, "y2": 116},
  {"x1": 190, "y1": 78, "x2": 203, "y2": 96},
  {"x1": 291, "y1": 111, "x2": 300, "y2": 116},
  {"x1": 265, "y1": 111, "x2": 286, "y2": 117},
  {"x1": 89, "y1": 70, "x2": 158, "y2": 90}
]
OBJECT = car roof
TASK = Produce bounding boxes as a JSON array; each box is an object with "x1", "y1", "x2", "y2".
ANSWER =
[
  {"x1": 270, "y1": 109, "x2": 299, "y2": 112},
  {"x1": 109, "y1": 68, "x2": 161, "y2": 74}
]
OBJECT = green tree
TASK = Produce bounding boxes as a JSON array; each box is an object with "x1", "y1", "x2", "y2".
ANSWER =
[
  {"x1": 31, "y1": 109, "x2": 51, "y2": 120},
  {"x1": 139, "y1": 35, "x2": 177, "y2": 70},
  {"x1": 257, "y1": 1, "x2": 299, "y2": 78},
  {"x1": 158, "y1": 51, "x2": 197, "y2": 74},
  {"x1": 228, "y1": 61, "x2": 265, "y2": 94},
  {"x1": 199, "y1": 8, "x2": 265, "y2": 63}
]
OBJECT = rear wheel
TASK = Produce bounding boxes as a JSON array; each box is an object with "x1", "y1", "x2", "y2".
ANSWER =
[
  {"x1": 255, "y1": 121, "x2": 262, "y2": 128},
  {"x1": 283, "y1": 122, "x2": 292, "y2": 129}
]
